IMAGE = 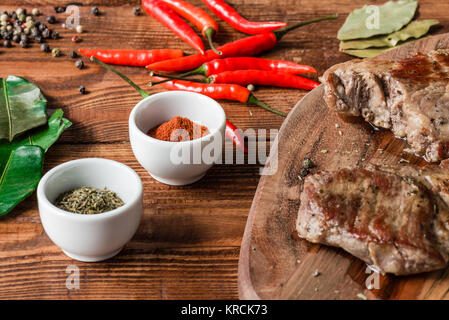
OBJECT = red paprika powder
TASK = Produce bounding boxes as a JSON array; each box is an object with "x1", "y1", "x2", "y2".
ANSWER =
[{"x1": 148, "y1": 116, "x2": 209, "y2": 142}]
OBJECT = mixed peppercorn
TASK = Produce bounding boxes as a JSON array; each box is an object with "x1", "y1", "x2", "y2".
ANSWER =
[{"x1": 1, "y1": 8, "x2": 57, "y2": 48}]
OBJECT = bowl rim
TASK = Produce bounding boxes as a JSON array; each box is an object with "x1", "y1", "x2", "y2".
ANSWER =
[
  {"x1": 129, "y1": 90, "x2": 227, "y2": 145},
  {"x1": 37, "y1": 158, "x2": 142, "y2": 221}
]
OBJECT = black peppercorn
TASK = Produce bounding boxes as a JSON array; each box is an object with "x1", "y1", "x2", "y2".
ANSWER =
[
  {"x1": 46, "y1": 16, "x2": 56, "y2": 24},
  {"x1": 79, "y1": 86, "x2": 87, "y2": 94},
  {"x1": 38, "y1": 23, "x2": 46, "y2": 32},
  {"x1": 4, "y1": 31, "x2": 12, "y2": 40},
  {"x1": 69, "y1": 50, "x2": 78, "y2": 58},
  {"x1": 20, "y1": 33, "x2": 27, "y2": 42},
  {"x1": 54, "y1": 7, "x2": 66, "y2": 14},
  {"x1": 10, "y1": 12, "x2": 17, "y2": 20},
  {"x1": 34, "y1": 21, "x2": 40, "y2": 29},
  {"x1": 12, "y1": 34, "x2": 20, "y2": 43},
  {"x1": 3, "y1": 39, "x2": 11, "y2": 47},
  {"x1": 91, "y1": 7, "x2": 100, "y2": 16},
  {"x1": 133, "y1": 7, "x2": 142, "y2": 16},
  {"x1": 51, "y1": 31, "x2": 59, "y2": 39},
  {"x1": 40, "y1": 43, "x2": 50, "y2": 52},
  {"x1": 34, "y1": 36, "x2": 43, "y2": 43},
  {"x1": 19, "y1": 39, "x2": 27, "y2": 48},
  {"x1": 75, "y1": 60, "x2": 84, "y2": 69}
]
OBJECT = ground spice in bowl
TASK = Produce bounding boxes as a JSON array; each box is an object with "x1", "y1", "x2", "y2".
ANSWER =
[{"x1": 148, "y1": 116, "x2": 209, "y2": 142}]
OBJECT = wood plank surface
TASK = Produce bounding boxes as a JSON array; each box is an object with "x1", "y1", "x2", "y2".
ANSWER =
[
  {"x1": 1, "y1": 0, "x2": 448, "y2": 299},
  {"x1": 238, "y1": 33, "x2": 449, "y2": 300}
]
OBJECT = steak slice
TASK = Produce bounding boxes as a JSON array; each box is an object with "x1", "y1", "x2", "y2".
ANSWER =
[
  {"x1": 322, "y1": 49, "x2": 449, "y2": 162},
  {"x1": 296, "y1": 166, "x2": 449, "y2": 275}
]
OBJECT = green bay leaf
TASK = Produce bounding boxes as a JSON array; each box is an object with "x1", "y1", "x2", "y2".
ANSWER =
[
  {"x1": 337, "y1": 0, "x2": 418, "y2": 41},
  {"x1": 0, "y1": 109, "x2": 71, "y2": 216},
  {"x1": 0, "y1": 76, "x2": 47, "y2": 142},
  {"x1": 0, "y1": 146, "x2": 43, "y2": 216},
  {"x1": 340, "y1": 19, "x2": 439, "y2": 50}
]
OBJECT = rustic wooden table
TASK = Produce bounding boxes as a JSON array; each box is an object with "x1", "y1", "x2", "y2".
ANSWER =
[{"x1": 0, "y1": 0, "x2": 447, "y2": 299}]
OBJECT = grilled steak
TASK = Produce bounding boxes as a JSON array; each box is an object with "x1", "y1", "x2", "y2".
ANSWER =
[
  {"x1": 322, "y1": 49, "x2": 449, "y2": 162},
  {"x1": 296, "y1": 165, "x2": 449, "y2": 275}
]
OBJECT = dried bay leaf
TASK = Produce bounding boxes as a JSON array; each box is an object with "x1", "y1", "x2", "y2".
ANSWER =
[
  {"x1": 337, "y1": 0, "x2": 418, "y2": 41},
  {"x1": 340, "y1": 19, "x2": 439, "y2": 50},
  {"x1": 342, "y1": 47, "x2": 392, "y2": 58},
  {"x1": 342, "y1": 35, "x2": 428, "y2": 58}
]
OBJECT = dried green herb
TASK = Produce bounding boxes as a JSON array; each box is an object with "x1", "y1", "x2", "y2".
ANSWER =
[{"x1": 55, "y1": 186, "x2": 124, "y2": 214}]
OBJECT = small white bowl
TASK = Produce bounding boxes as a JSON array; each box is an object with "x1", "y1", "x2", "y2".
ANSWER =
[
  {"x1": 37, "y1": 158, "x2": 143, "y2": 262},
  {"x1": 129, "y1": 91, "x2": 226, "y2": 185}
]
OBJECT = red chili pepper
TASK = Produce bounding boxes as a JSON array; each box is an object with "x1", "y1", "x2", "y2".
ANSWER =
[
  {"x1": 160, "y1": 0, "x2": 221, "y2": 55},
  {"x1": 90, "y1": 56, "x2": 247, "y2": 151},
  {"x1": 152, "y1": 70, "x2": 319, "y2": 90},
  {"x1": 209, "y1": 70, "x2": 320, "y2": 90},
  {"x1": 226, "y1": 120, "x2": 247, "y2": 153},
  {"x1": 152, "y1": 76, "x2": 287, "y2": 117},
  {"x1": 202, "y1": 0, "x2": 286, "y2": 34},
  {"x1": 147, "y1": 14, "x2": 337, "y2": 72},
  {"x1": 173, "y1": 57, "x2": 317, "y2": 77},
  {"x1": 142, "y1": 0, "x2": 205, "y2": 54},
  {"x1": 79, "y1": 49, "x2": 184, "y2": 67}
]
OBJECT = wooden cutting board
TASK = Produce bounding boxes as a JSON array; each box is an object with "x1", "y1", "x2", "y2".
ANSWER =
[{"x1": 238, "y1": 33, "x2": 449, "y2": 300}]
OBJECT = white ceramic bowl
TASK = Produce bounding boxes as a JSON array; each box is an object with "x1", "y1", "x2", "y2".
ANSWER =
[
  {"x1": 37, "y1": 158, "x2": 143, "y2": 262},
  {"x1": 129, "y1": 91, "x2": 226, "y2": 185}
]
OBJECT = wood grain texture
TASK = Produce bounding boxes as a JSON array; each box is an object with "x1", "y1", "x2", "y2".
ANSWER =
[
  {"x1": 238, "y1": 33, "x2": 449, "y2": 300},
  {"x1": 0, "y1": 0, "x2": 448, "y2": 299}
]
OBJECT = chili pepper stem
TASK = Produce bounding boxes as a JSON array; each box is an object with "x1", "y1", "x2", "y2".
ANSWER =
[
  {"x1": 91, "y1": 56, "x2": 149, "y2": 98},
  {"x1": 149, "y1": 78, "x2": 173, "y2": 86},
  {"x1": 274, "y1": 14, "x2": 337, "y2": 40},
  {"x1": 149, "y1": 72, "x2": 206, "y2": 83},
  {"x1": 204, "y1": 27, "x2": 222, "y2": 55},
  {"x1": 178, "y1": 65, "x2": 208, "y2": 77},
  {"x1": 247, "y1": 94, "x2": 287, "y2": 117}
]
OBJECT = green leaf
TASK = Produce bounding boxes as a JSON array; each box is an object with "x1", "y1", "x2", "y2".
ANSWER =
[
  {"x1": 337, "y1": 0, "x2": 418, "y2": 41},
  {"x1": 3, "y1": 109, "x2": 73, "y2": 153},
  {"x1": 0, "y1": 76, "x2": 48, "y2": 142},
  {"x1": 0, "y1": 146, "x2": 44, "y2": 216},
  {"x1": 0, "y1": 109, "x2": 72, "y2": 216},
  {"x1": 340, "y1": 20, "x2": 439, "y2": 50}
]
